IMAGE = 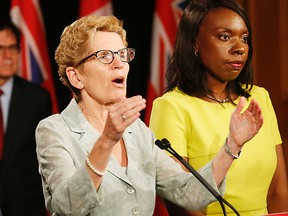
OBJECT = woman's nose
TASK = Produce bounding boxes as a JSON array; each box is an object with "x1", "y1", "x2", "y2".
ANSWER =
[{"x1": 231, "y1": 39, "x2": 246, "y2": 55}]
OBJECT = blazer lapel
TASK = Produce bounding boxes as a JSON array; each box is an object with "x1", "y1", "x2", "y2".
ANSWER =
[
  {"x1": 61, "y1": 99, "x2": 133, "y2": 185},
  {"x1": 123, "y1": 129, "x2": 139, "y2": 182}
]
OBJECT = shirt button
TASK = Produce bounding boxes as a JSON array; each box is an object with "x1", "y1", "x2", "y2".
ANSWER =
[
  {"x1": 126, "y1": 187, "x2": 135, "y2": 194},
  {"x1": 132, "y1": 207, "x2": 139, "y2": 215}
]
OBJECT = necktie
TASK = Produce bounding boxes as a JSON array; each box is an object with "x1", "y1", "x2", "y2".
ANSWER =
[{"x1": 0, "y1": 89, "x2": 4, "y2": 160}]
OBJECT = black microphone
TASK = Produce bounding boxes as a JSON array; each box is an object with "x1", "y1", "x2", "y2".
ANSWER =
[{"x1": 155, "y1": 138, "x2": 240, "y2": 216}]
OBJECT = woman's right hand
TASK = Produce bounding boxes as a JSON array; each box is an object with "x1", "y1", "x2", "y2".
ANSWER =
[{"x1": 101, "y1": 95, "x2": 146, "y2": 144}]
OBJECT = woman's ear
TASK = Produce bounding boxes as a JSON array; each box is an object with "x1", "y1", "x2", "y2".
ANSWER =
[{"x1": 66, "y1": 67, "x2": 84, "y2": 89}]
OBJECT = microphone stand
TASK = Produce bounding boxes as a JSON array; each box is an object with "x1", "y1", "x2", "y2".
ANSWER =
[{"x1": 155, "y1": 138, "x2": 240, "y2": 216}]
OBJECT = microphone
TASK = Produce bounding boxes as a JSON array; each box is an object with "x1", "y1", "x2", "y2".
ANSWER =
[{"x1": 155, "y1": 138, "x2": 240, "y2": 216}]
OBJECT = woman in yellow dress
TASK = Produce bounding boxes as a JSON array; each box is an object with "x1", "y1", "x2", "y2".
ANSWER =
[{"x1": 149, "y1": 0, "x2": 288, "y2": 215}]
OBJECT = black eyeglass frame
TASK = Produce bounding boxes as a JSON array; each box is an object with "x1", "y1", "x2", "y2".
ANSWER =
[{"x1": 77, "y1": 47, "x2": 135, "y2": 66}]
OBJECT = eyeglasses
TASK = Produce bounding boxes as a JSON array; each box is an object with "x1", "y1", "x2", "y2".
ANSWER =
[
  {"x1": 0, "y1": 44, "x2": 19, "y2": 55},
  {"x1": 77, "y1": 48, "x2": 135, "y2": 66}
]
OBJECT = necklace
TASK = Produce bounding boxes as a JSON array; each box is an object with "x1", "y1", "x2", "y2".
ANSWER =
[{"x1": 205, "y1": 94, "x2": 229, "y2": 103}]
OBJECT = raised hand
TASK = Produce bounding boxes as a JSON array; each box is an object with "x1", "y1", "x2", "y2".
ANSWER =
[
  {"x1": 101, "y1": 95, "x2": 146, "y2": 142},
  {"x1": 228, "y1": 97, "x2": 263, "y2": 147}
]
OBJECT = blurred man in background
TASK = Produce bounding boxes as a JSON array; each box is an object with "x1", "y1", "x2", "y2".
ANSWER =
[{"x1": 0, "y1": 18, "x2": 52, "y2": 216}]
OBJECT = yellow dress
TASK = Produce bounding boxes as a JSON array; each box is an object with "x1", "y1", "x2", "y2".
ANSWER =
[{"x1": 149, "y1": 85, "x2": 281, "y2": 216}]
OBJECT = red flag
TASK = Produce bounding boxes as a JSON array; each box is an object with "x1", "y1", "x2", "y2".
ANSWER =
[
  {"x1": 147, "y1": 1, "x2": 189, "y2": 215},
  {"x1": 79, "y1": 0, "x2": 113, "y2": 17},
  {"x1": 144, "y1": 0, "x2": 188, "y2": 125},
  {"x1": 10, "y1": 0, "x2": 59, "y2": 114}
]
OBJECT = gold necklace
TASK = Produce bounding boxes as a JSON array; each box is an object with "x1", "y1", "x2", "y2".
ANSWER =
[{"x1": 205, "y1": 94, "x2": 229, "y2": 103}]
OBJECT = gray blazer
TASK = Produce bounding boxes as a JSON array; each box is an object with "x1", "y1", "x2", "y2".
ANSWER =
[{"x1": 36, "y1": 99, "x2": 225, "y2": 216}]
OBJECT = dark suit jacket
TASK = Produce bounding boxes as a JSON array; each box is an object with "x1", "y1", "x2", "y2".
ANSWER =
[{"x1": 0, "y1": 75, "x2": 52, "y2": 216}]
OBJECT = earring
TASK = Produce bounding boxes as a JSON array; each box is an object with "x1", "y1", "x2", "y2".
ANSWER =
[{"x1": 194, "y1": 50, "x2": 199, "y2": 57}]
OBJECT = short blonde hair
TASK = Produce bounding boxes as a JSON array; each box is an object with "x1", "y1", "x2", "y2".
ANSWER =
[{"x1": 55, "y1": 15, "x2": 127, "y2": 101}]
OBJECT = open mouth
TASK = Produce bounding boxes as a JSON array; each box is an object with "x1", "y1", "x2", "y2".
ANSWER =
[{"x1": 112, "y1": 77, "x2": 124, "y2": 84}]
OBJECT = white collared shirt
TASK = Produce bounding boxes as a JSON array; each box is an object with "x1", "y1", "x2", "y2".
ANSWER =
[{"x1": 0, "y1": 76, "x2": 13, "y2": 131}]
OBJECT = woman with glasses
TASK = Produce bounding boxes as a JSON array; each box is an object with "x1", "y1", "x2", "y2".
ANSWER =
[{"x1": 35, "y1": 15, "x2": 263, "y2": 216}]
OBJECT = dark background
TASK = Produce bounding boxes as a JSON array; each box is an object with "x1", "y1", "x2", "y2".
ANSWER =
[{"x1": 0, "y1": 0, "x2": 155, "y2": 114}]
